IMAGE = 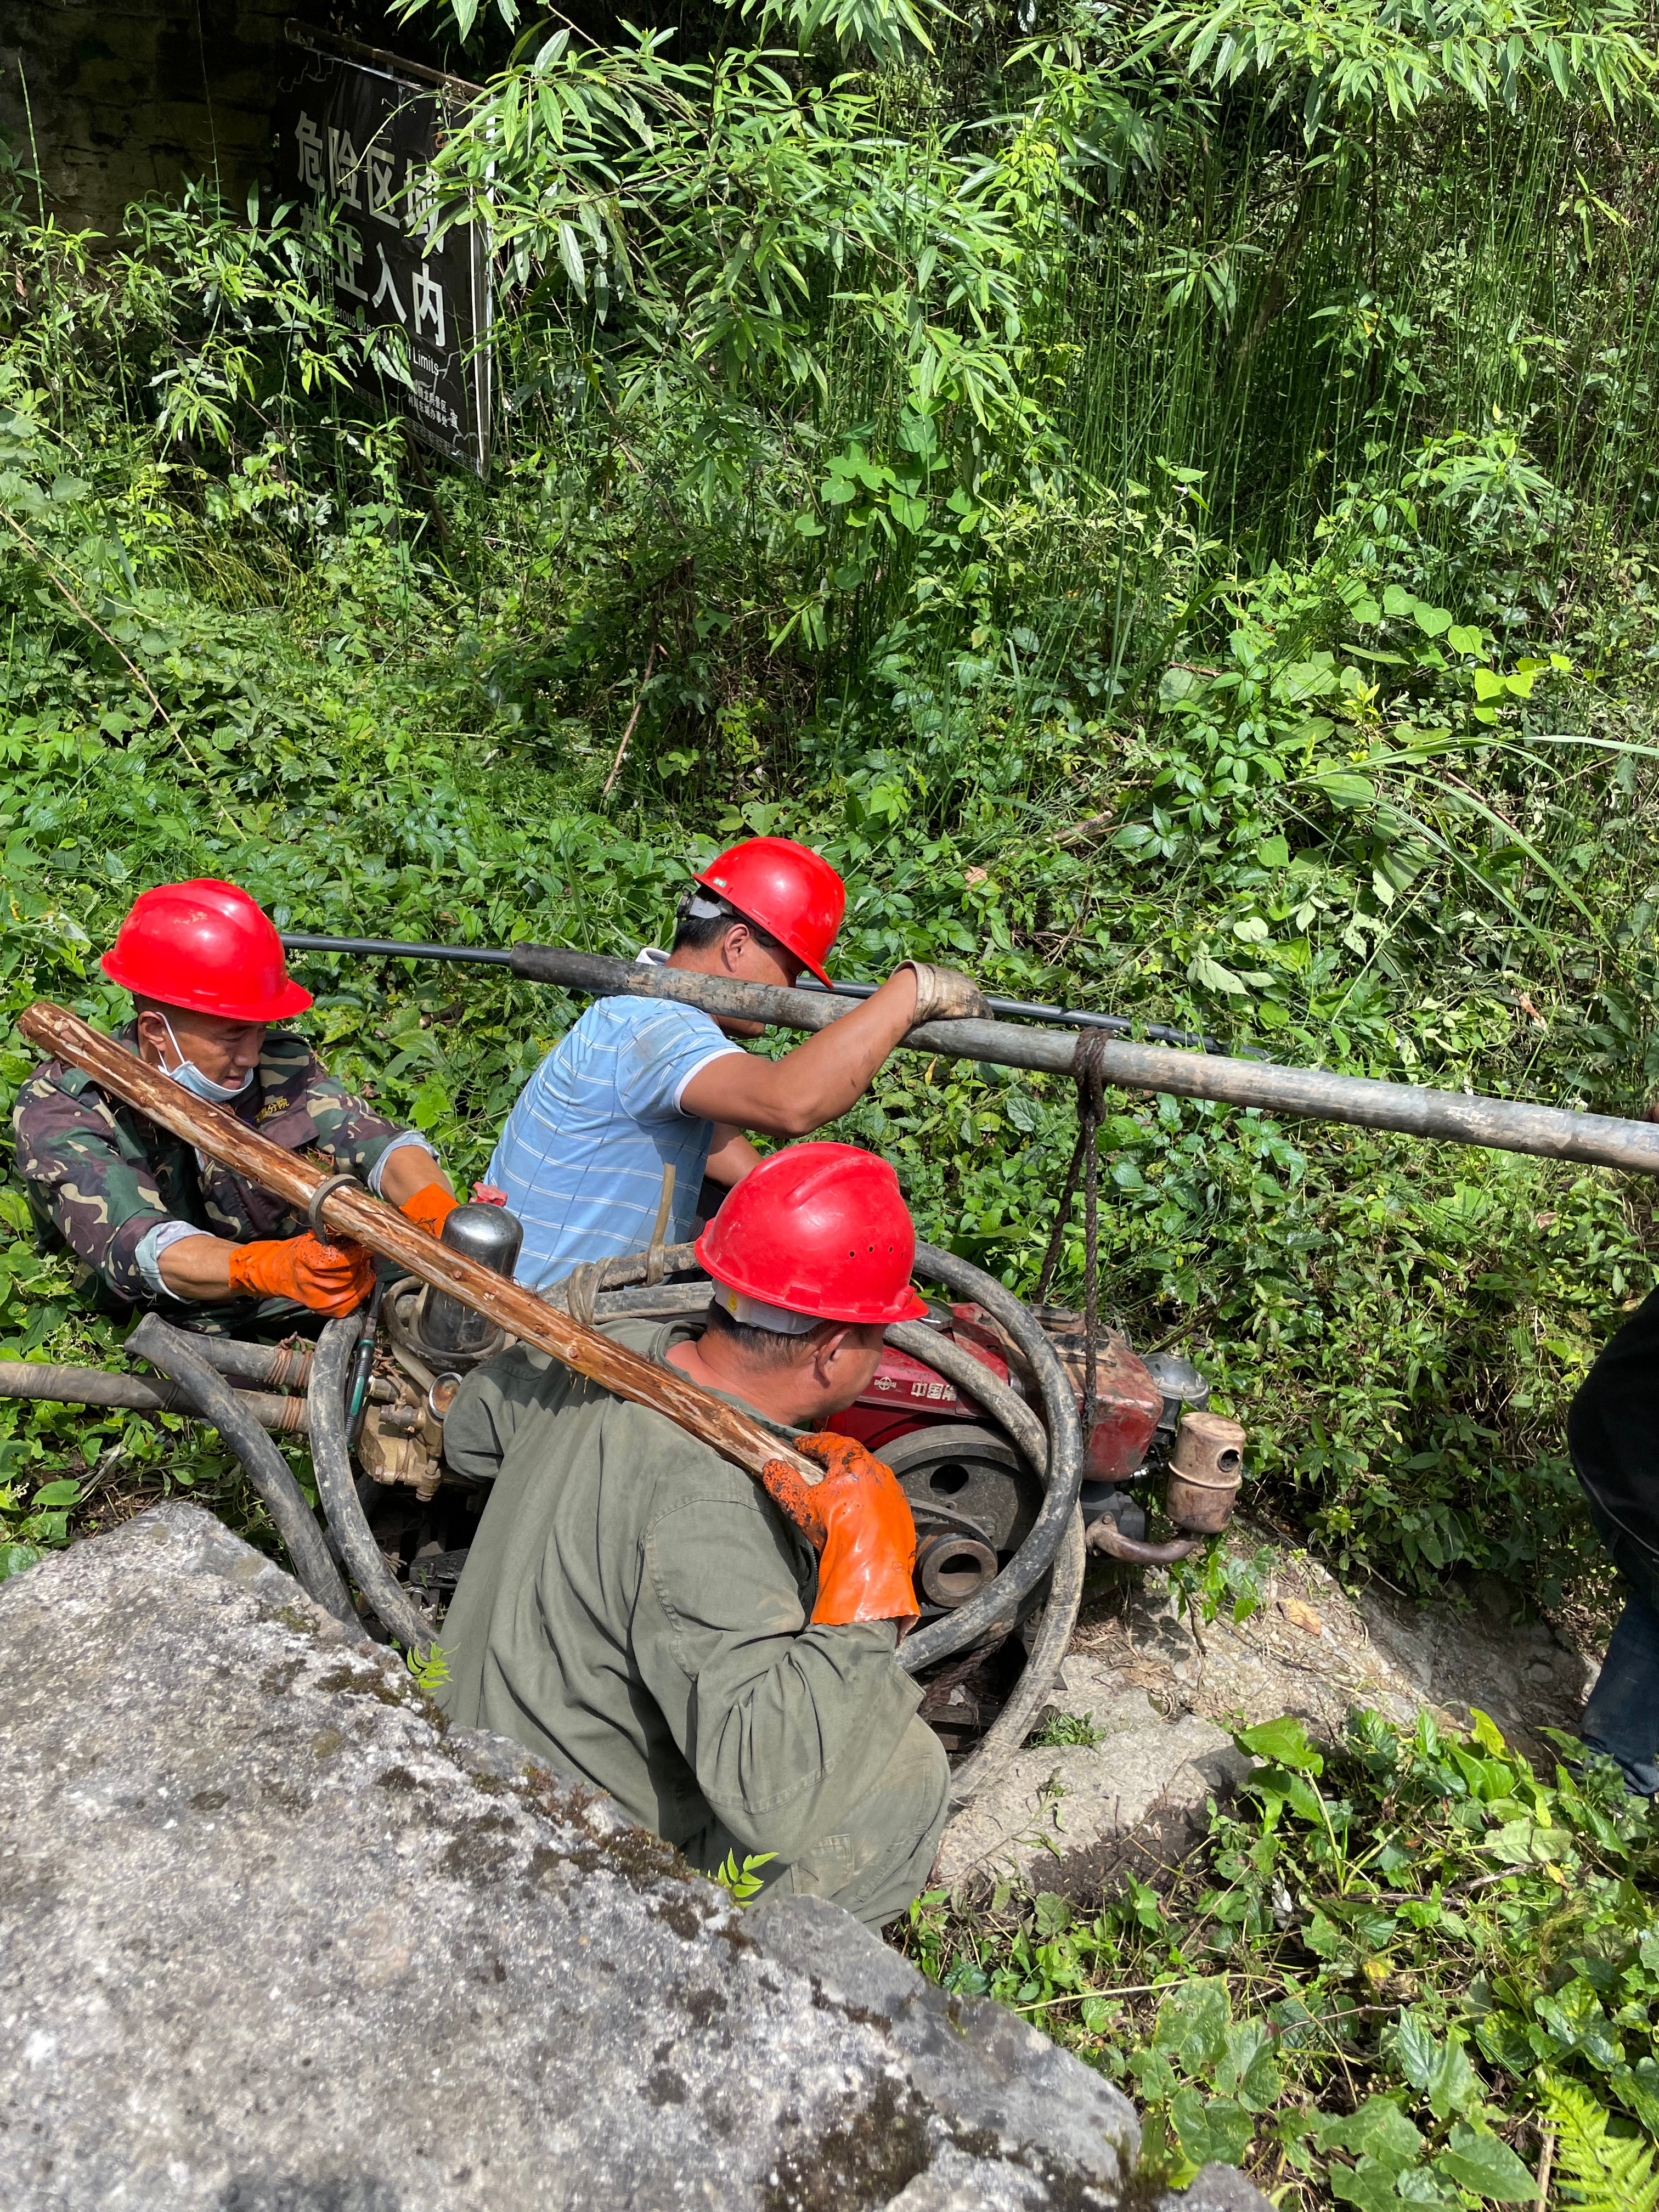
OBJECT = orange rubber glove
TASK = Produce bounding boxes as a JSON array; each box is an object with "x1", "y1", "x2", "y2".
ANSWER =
[
  {"x1": 400, "y1": 1181, "x2": 459, "y2": 1240},
  {"x1": 226, "y1": 1234, "x2": 376, "y2": 1316},
  {"x1": 760, "y1": 1432, "x2": 919, "y2": 1633}
]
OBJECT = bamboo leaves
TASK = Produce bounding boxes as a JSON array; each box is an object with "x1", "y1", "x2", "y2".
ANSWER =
[{"x1": 1141, "y1": 0, "x2": 1657, "y2": 136}]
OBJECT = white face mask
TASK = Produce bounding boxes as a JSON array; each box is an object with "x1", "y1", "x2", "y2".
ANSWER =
[{"x1": 157, "y1": 1012, "x2": 255, "y2": 1104}]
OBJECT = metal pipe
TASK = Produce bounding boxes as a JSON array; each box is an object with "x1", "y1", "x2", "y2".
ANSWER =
[
  {"x1": 276, "y1": 932, "x2": 1223, "y2": 1052},
  {"x1": 0, "y1": 1359, "x2": 308, "y2": 1432},
  {"x1": 280, "y1": 932, "x2": 1659, "y2": 1176},
  {"x1": 1086, "y1": 1521, "x2": 1202, "y2": 1568},
  {"x1": 290, "y1": 929, "x2": 1659, "y2": 1177}
]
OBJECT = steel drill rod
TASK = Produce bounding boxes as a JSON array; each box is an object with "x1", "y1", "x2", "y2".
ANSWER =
[
  {"x1": 16, "y1": 1002, "x2": 833, "y2": 1493},
  {"x1": 0, "y1": 1359, "x2": 308, "y2": 1432},
  {"x1": 290, "y1": 937, "x2": 1659, "y2": 1176},
  {"x1": 277, "y1": 930, "x2": 1223, "y2": 1051}
]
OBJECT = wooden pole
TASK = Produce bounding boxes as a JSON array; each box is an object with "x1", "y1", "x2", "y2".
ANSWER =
[{"x1": 16, "y1": 1003, "x2": 827, "y2": 1493}]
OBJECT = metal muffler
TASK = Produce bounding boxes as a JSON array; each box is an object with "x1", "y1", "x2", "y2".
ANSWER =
[{"x1": 1164, "y1": 1410, "x2": 1245, "y2": 1533}]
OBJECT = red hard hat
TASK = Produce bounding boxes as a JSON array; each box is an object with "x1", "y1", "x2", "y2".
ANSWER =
[
  {"x1": 696, "y1": 1142, "x2": 928, "y2": 1325},
  {"x1": 101, "y1": 880, "x2": 313, "y2": 1023},
  {"x1": 695, "y1": 837, "x2": 844, "y2": 986}
]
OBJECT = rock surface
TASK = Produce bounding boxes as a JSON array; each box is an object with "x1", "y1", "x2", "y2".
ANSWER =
[
  {"x1": 0, "y1": 1503, "x2": 1267, "y2": 2211},
  {"x1": 934, "y1": 1669, "x2": 1248, "y2": 1895}
]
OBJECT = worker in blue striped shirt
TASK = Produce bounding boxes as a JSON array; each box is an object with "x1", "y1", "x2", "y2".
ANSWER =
[{"x1": 487, "y1": 837, "x2": 985, "y2": 1291}]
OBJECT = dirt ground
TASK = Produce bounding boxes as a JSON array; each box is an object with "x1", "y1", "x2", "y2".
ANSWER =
[{"x1": 934, "y1": 1517, "x2": 1600, "y2": 1899}]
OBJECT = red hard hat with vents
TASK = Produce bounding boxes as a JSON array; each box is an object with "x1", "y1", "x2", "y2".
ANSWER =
[
  {"x1": 696, "y1": 1142, "x2": 928, "y2": 1325},
  {"x1": 101, "y1": 879, "x2": 313, "y2": 1023},
  {"x1": 694, "y1": 837, "x2": 845, "y2": 985}
]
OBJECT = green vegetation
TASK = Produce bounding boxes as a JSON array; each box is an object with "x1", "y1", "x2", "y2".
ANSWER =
[
  {"x1": 4, "y1": 0, "x2": 1659, "y2": 2188},
  {"x1": 904, "y1": 1709, "x2": 1659, "y2": 2203}
]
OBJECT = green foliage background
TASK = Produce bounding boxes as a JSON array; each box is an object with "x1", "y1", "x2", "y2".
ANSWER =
[{"x1": 5, "y1": 0, "x2": 1659, "y2": 2191}]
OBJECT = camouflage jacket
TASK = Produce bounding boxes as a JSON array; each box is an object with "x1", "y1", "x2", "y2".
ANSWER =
[{"x1": 12, "y1": 1023, "x2": 414, "y2": 1311}]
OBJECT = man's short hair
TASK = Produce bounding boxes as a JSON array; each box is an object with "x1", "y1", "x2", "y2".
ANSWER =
[
  {"x1": 701, "y1": 1295, "x2": 841, "y2": 1370},
  {"x1": 672, "y1": 888, "x2": 792, "y2": 962}
]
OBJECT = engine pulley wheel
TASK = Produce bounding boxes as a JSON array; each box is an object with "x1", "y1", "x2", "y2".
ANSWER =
[
  {"x1": 880, "y1": 1424, "x2": 1039, "y2": 1555},
  {"x1": 916, "y1": 1530, "x2": 1000, "y2": 1608}
]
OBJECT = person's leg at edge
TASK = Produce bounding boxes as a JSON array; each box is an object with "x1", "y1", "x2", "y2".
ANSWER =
[
  {"x1": 1581, "y1": 1506, "x2": 1659, "y2": 1797},
  {"x1": 687, "y1": 1717, "x2": 952, "y2": 1932}
]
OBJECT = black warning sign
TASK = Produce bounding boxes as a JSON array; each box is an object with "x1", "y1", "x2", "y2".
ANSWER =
[{"x1": 276, "y1": 50, "x2": 492, "y2": 476}]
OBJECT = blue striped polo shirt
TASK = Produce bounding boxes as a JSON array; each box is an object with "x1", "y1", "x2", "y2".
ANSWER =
[{"x1": 487, "y1": 988, "x2": 742, "y2": 1291}]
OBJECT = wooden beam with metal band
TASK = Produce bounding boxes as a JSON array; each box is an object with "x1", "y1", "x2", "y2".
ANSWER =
[{"x1": 16, "y1": 1001, "x2": 830, "y2": 1497}]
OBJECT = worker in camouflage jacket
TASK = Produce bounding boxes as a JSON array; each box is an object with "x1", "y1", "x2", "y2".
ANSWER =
[
  {"x1": 439, "y1": 1143, "x2": 950, "y2": 1930},
  {"x1": 13, "y1": 879, "x2": 462, "y2": 1334}
]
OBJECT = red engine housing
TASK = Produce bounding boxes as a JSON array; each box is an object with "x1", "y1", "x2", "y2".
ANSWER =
[{"x1": 827, "y1": 1302, "x2": 1163, "y2": 1479}]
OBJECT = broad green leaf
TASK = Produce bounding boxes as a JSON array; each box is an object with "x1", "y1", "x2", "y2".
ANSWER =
[
  {"x1": 1170, "y1": 2086, "x2": 1254, "y2": 2166},
  {"x1": 1426, "y1": 2034, "x2": 1480, "y2": 2119},
  {"x1": 1336, "y1": 2096, "x2": 1424, "y2": 2172},
  {"x1": 1154, "y1": 1977, "x2": 1231, "y2": 2070},
  {"x1": 1472, "y1": 669, "x2": 1506, "y2": 701},
  {"x1": 1236, "y1": 1716, "x2": 1323, "y2": 1772},
  {"x1": 31, "y1": 1479, "x2": 81, "y2": 1509},
  {"x1": 1189, "y1": 951, "x2": 1249, "y2": 994},
  {"x1": 1434, "y1": 2122, "x2": 1536, "y2": 2199},
  {"x1": 0, "y1": 1543, "x2": 42, "y2": 1583},
  {"x1": 1217, "y1": 2019, "x2": 1282, "y2": 2111},
  {"x1": 1393, "y1": 2007, "x2": 1450, "y2": 2089},
  {"x1": 1331, "y1": 2159, "x2": 1409, "y2": 2212},
  {"x1": 888, "y1": 491, "x2": 928, "y2": 532},
  {"x1": 1446, "y1": 623, "x2": 1483, "y2": 654},
  {"x1": 1469, "y1": 1709, "x2": 1506, "y2": 1754},
  {"x1": 1311, "y1": 771, "x2": 1376, "y2": 809},
  {"x1": 1412, "y1": 603, "x2": 1453, "y2": 637},
  {"x1": 1383, "y1": 584, "x2": 1416, "y2": 616}
]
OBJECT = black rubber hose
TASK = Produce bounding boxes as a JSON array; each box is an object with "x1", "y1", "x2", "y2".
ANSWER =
[
  {"x1": 309, "y1": 1318, "x2": 443, "y2": 1650},
  {"x1": 898, "y1": 1241, "x2": 1083, "y2": 1674},
  {"x1": 945, "y1": 1510, "x2": 1086, "y2": 1808},
  {"x1": 129, "y1": 1315, "x2": 357, "y2": 1628}
]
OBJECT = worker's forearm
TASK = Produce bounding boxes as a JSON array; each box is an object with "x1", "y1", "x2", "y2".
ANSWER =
[
  {"x1": 682, "y1": 970, "x2": 921, "y2": 1137},
  {"x1": 157, "y1": 1234, "x2": 236, "y2": 1300},
  {"x1": 703, "y1": 1126, "x2": 762, "y2": 1188},
  {"x1": 379, "y1": 1147, "x2": 452, "y2": 1209}
]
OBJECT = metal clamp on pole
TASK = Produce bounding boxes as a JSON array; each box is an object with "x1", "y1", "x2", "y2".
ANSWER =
[{"x1": 308, "y1": 1172, "x2": 363, "y2": 1242}]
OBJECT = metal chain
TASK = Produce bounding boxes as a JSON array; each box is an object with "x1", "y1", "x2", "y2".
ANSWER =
[{"x1": 1034, "y1": 1031, "x2": 1112, "y2": 1440}]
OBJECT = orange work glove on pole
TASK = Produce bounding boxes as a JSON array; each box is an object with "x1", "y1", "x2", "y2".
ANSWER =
[
  {"x1": 226, "y1": 1233, "x2": 376, "y2": 1316},
  {"x1": 760, "y1": 1431, "x2": 919, "y2": 1633},
  {"x1": 400, "y1": 1181, "x2": 459, "y2": 1240}
]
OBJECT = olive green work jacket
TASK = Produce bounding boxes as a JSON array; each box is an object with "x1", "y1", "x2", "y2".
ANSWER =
[{"x1": 437, "y1": 1318, "x2": 926, "y2": 1865}]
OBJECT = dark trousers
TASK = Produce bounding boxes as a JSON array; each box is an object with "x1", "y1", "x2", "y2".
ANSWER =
[{"x1": 1570, "y1": 1287, "x2": 1659, "y2": 1795}]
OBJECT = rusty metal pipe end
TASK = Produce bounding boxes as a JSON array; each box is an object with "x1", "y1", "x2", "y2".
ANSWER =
[{"x1": 1085, "y1": 1521, "x2": 1203, "y2": 1567}]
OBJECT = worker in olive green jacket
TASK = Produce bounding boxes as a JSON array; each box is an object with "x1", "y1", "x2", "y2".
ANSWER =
[{"x1": 438, "y1": 1142, "x2": 949, "y2": 1929}]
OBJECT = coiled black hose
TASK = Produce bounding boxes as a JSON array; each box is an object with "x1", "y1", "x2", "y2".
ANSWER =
[
  {"x1": 130, "y1": 1314, "x2": 357, "y2": 1629},
  {"x1": 309, "y1": 1317, "x2": 443, "y2": 1651},
  {"x1": 899, "y1": 1241, "x2": 1083, "y2": 1674}
]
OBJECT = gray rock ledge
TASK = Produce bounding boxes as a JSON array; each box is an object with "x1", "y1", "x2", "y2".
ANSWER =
[{"x1": 0, "y1": 1503, "x2": 1267, "y2": 2210}]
